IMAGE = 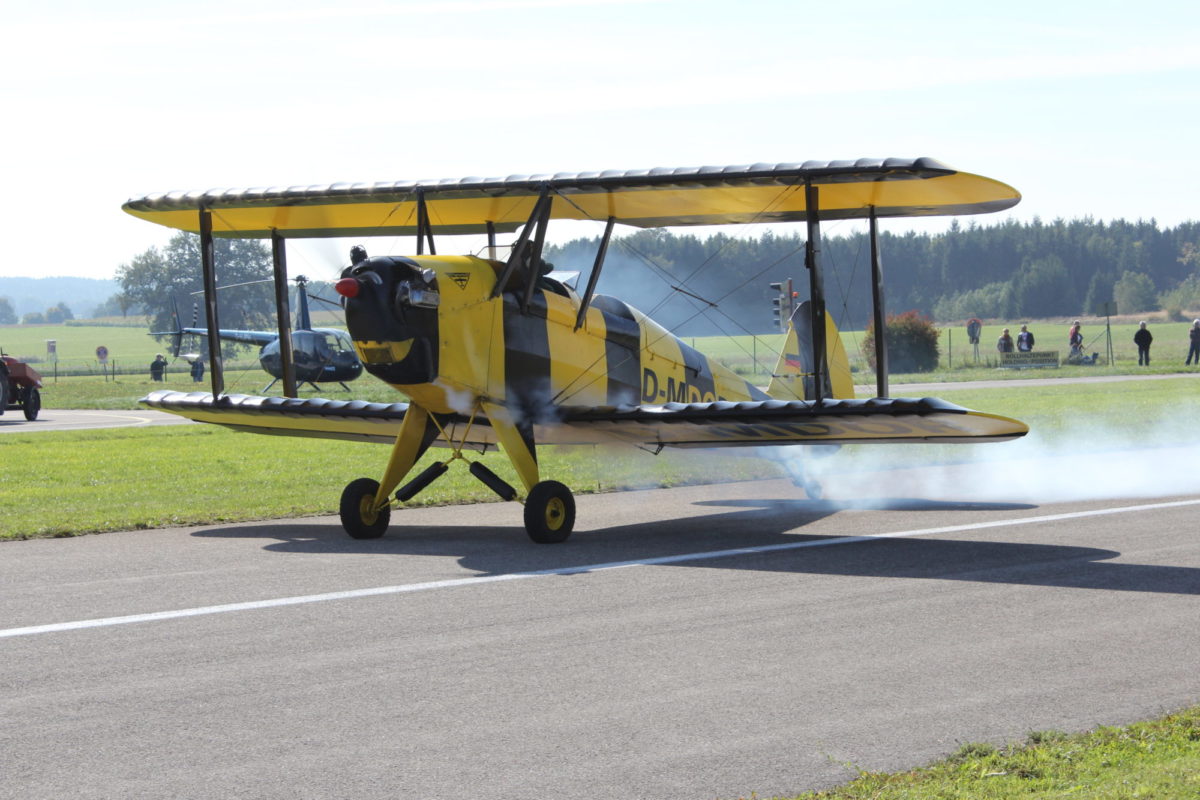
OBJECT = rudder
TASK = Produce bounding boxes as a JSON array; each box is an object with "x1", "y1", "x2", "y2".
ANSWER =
[{"x1": 766, "y1": 301, "x2": 854, "y2": 401}]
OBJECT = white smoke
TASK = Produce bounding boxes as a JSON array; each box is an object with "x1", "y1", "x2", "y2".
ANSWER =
[
  {"x1": 782, "y1": 420, "x2": 1200, "y2": 506},
  {"x1": 432, "y1": 378, "x2": 480, "y2": 416}
]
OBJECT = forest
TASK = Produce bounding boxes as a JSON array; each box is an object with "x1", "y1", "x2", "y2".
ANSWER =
[{"x1": 544, "y1": 217, "x2": 1200, "y2": 336}]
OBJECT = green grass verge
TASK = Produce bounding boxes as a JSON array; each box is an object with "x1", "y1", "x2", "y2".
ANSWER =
[
  {"x1": 783, "y1": 705, "x2": 1200, "y2": 799},
  {"x1": 0, "y1": 425, "x2": 782, "y2": 540},
  {"x1": 5, "y1": 376, "x2": 1198, "y2": 540},
  {"x1": 934, "y1": 377, "x2": 1200, "y2": 441}
]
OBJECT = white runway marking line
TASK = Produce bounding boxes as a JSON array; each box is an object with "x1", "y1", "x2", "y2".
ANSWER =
[{"x1": 4, "y1": 498, "x2": 1199, "y2": 640}]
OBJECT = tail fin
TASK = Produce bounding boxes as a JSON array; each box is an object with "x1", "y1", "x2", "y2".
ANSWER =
[
  {"x1": 148, "y1": 297, "x2": 186, "y2": 358},
  {"x1": 766, "y1": 301, "x2": 855, "y2": 401}
]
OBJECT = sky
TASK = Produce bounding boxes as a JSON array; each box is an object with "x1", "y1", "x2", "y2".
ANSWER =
[{"x1": 4, "y1": 0, "x2": 1200, "y2": 282}]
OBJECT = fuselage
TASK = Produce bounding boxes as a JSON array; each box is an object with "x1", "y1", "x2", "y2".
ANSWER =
[
  {"x1": 259, "y1": 328, "x2": 362, "y2": 383},
  {"x1": 339, "y1": 254, "x2": 767, "y2": 417},
  {"x1": 183, "y1": 325, "x2": 363, "y2": 384}
]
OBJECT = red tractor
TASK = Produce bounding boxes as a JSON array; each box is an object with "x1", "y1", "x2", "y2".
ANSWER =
[{"x1": 1, "y1": 353, "x2": 42, "y2": 421}]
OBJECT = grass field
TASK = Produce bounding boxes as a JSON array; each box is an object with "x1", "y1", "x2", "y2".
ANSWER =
[
  {"x1": 788, "y1": 705, "x2": 1200, "y2": 799},
  {"x1": 1, "y1": 320, "x2": 263, "y2": 378},
  {"x1": 0, "y1": 425, "x2": 784, "y2": 540}
]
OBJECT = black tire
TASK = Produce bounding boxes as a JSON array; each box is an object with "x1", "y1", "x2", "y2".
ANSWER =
[
  {"x1": 523, "y1": 480, "x2": 575, "y2": 544},
  {"x1": 0, "y1": 377, "x2": 6, "y2": 417},
  {"x1": 22, "y1": 387, "x2": 40, "y2": 421},
  {"x1": 340, "y1": 477, "x2": 390, "y2": 539}
]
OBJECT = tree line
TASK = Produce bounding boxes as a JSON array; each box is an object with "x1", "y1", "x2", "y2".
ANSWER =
[
  {"x1": 0, "y1": 299, "x2": 75, "y2": 325},
  {"x1": 8, "y1": 218, "x2": 1196, "y2": 339},
  {"x1": 546, "y1": 217, "x2": 1200, "y2": 335}
]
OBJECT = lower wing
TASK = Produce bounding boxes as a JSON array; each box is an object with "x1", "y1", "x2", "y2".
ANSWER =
[{"x1": 142, "y1": 391, "x2": 1027, "y2": 449}]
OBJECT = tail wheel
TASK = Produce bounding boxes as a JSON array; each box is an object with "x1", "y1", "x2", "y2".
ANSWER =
[
  {"x1": 523, "y1": 480, "x2": 575, "y2": 544},
  {"x1": 340, "y1": 477, "x2": 390, "y2": 540},
  {"x1": 22, "y1": 387, "x2": 40, "y2": 421}
]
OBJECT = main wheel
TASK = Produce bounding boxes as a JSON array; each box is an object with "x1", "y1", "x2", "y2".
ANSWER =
[
  {"x1": 340, "y1": 477, "x2": 390, "y2": 540},
  {"x1": 523, "y1": 480, "x2": 575, "y2": 544},
  {"x1": 22, "y1": 387, "x2": 40, "y2": 421}
]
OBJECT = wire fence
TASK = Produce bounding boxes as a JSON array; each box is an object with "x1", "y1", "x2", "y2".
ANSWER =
[{"x1": 25, "y1": 358, "x2": 264, "y2": 382}]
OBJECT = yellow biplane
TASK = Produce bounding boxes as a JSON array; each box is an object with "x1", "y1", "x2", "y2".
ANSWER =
[{"x1": 125, "y1": 158, "x2": 1027, "y2": 543}]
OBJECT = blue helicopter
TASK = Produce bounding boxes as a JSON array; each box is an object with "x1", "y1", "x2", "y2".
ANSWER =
[{"x1": 159, "y1": 275, "x2": 363, "y2": 392}]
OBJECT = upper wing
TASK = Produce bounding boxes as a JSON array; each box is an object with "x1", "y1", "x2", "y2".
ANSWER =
[
  {"x1": 141, "y1": 391, "x2": 1027, "y2": 448},
  {"x1": 123, "y1": 158, "x2": 1020, "y2": 238}
]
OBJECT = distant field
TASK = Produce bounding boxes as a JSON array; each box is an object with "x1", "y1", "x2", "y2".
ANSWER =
[
  {"x1": 691, "y1": 320, "x2": 1200, "y2": 385},
  {"x1": 7, "y1": 314, "x2": 1200, "y2": 401},
  {"x1": 1, "y1": 320, "x2": 268, "y2": 378},
  {"x1": 0, "y1": 311, "x2": 345, "y2": 375},
  {"x1": 2, "y1": 321, "x2": 157, "y2": 364}
]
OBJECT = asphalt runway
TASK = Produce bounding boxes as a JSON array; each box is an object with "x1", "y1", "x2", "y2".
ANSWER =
[
  {"x1": 3, "y1": 466, "x2": 1199, "y2": 800},
  {"x1": 0, "y1": 408, "x2": 192, "y2": 434}
]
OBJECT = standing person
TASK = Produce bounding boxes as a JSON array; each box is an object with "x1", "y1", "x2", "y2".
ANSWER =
[
  {"x1": 1016, "y1": 324, "x2": 1035, "y2": 352},
  {"x1": 996, "y1": 328, "x2": 1014, "y2": 354},
  {"x1": 1187, "y1": 320, "x2": 1200, "y2": 366},
  {"x1": 190, "y1": 358, "x2": 205, "y2": 383},
  {"x1": 1068, "y1": 320, "x2": 1083, "y2": 355},
  {"x1": 1134, "y1": 321, "x2": 1153, "y2": 365},
  {"x1": 149, "y1": 353, "x2": 167, "y2": 381}
]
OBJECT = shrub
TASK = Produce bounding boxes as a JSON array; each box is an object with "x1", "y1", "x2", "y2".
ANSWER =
[{"x1": 864, "y1": 310, "x2": 941, "y2": 373}]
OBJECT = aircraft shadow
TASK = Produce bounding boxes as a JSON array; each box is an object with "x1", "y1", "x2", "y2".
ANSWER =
[{"x1": 192, "y1": 495, "x2": 1200, "y2": 596}]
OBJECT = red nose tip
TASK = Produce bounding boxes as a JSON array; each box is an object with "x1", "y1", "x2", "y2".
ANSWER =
[{"x1": 335, "y1": 277, "x2": 360, "y2": 298}]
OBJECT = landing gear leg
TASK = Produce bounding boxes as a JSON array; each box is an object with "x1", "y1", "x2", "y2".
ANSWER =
[
  {"x1": 338, "y1": 404, "x2": 437, "y2": 539},
  {"x1": 482, "y1": 401, "x2": 576, "y2": 544}
]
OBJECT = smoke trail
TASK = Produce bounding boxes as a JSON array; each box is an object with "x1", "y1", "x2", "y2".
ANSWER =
[{"x1": 790, "y1": 419, "x2": 1200, "y2": 506}]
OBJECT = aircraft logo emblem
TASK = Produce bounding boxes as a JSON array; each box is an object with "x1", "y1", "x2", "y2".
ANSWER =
[{"x1": 447, "y1": 272, "x2": 471, "y2": 289}]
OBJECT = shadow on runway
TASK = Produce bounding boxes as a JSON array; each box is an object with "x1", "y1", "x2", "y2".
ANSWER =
[{"x1": 192, "y1": 494, "x2": 1200, "y2": 596}]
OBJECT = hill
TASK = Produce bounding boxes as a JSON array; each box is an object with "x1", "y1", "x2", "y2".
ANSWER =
[{"x1": 0, "y1": 276, "x2": 121, "y2": 318}]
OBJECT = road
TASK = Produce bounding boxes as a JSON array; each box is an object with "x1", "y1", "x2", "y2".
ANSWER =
[
  {"x1": 3, "y1": 458, "x2": 1199, "y2": 799},
  {"x1": 0, "y1": 407, "x2": 193, "y2": 434}
]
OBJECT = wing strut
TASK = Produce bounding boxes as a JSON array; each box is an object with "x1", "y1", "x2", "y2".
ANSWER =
[
  {"x1": 270, "y1": 230, "x2": 298, "y2": 398},
  {"x1": 491, "y1": 185, "x2": 550, "y2": 301},
  {"x1": 415, "y1": 190, "x2": 436, "y2": 255},
  {"x1": 868, "y1": 207, "x2": 889, "y2": 398},
  {"x1": 804, "y1": 182, "x2": 826, "y2": 407},
  {"x1": 198, "y1": 208, "x2": 224, "y2": 399},
  {"x1": 521, "y1": 190, "x2": 554, "y2": 312},
  {"x1": 486, "y1": 221, "x2": 497, "y2": 260},
  {"x1": 574, "y1": 216, "x2": 615, "y2": 331}
]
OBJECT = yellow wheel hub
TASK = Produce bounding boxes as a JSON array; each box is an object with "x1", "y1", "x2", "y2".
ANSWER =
[
  {"x1": 358, "y1": 495, "x2": 380, "y2": 525},
  {"x1": 543, "y1": 497, "x2": 566, "y2": 530}
]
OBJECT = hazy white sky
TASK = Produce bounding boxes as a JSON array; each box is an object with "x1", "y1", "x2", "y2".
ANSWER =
[{"x1": 3, "y1": 0, "x2": 1199, "y2": 280}]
